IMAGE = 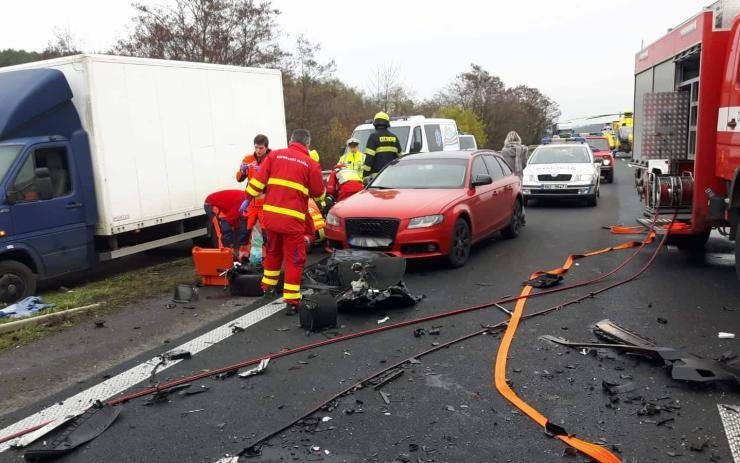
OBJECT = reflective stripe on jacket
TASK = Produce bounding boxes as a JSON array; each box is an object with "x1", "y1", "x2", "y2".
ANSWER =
[
  {"x1": 363, "y1": 128, "x2": 402, "y2": 175},
  {"x1": 246, "y1": 143, "x2": 325, "y2": 235},
  {"x1": 338, "y1": 150, "x2": 365, "y2": 176}
]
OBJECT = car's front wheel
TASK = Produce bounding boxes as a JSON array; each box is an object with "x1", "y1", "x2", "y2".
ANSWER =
[
  {"x1": 586, "y1": 194, "x2": 598, "y2": 207},
  {"x1": 447, "y1": 218, "x2": 471, "y2": 268}
]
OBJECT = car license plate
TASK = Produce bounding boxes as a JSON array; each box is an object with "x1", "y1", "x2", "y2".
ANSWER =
[
  {"x1": 349, "y1": 237, "x2": 392, "y2": 247},
  {"x1": 542, "y1": 184, "x2": 568, "y2": 190}
]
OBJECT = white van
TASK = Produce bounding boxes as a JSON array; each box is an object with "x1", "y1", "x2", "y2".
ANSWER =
[{"x1": 350, "y1": 116, "x2": 460, "y2": 155}]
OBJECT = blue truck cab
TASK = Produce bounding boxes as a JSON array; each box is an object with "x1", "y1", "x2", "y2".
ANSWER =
[{"x1": 0, "y1": 69, "x2": 98, "y2": 302}]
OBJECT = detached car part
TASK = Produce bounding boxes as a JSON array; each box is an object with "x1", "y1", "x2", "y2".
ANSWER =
[
  {"x1": 299, "y1": 250, "x2": 422, "y2": 331},
  {"x1": 24, "y1": 405, "x2": 121, "y2": 461},
  {"x1": 541, "y1": 319, "x2": 739, "y2": 387}
]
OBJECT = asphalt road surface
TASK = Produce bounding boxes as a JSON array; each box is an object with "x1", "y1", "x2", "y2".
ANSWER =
[{"x1": 1, "y1": 160, "x2": 739, "y2": 463}]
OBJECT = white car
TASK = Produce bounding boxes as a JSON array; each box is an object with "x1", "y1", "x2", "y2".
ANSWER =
[{"x1": 522, "y1": 143, "x2": 600, "y2": 206}]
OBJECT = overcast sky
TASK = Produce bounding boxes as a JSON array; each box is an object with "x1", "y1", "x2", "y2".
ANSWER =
[{"x1": 1, "y1": 0, "x2": 707, "y2": 122}]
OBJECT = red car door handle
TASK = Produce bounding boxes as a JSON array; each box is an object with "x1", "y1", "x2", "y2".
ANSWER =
[
  {"x1": 504, "y1": 184, "x2": 513, "y2": 191},
  {"x1": 492, "y1": 190, "x2": 499, "y2": 196}
]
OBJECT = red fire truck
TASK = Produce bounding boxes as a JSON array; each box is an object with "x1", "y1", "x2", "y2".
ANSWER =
[{"x1": 632, "y1": 1, "x2": 740, "y2": 279}]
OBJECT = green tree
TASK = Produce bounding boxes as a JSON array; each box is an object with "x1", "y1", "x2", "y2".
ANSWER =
[
  {"x1": 0, "y1": 49, "x2": 42, "y2": 67},
  {"x1": 437, "y1": 106, "x2": 488, "y2": 148}
]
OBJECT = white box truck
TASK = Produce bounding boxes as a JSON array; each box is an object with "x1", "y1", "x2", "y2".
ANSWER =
[{"x1": 0, "y1": 54, "x2": 287, "y2": 301}]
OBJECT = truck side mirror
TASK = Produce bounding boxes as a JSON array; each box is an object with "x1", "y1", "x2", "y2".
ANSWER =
[{"x1": 410, "y1": 141, "x2": 422, "y2": 154}]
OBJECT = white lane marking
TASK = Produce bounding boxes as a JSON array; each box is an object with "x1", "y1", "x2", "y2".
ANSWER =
[
  {"x1": 718, "y1": 404, "x2": 740, "y2": 463},
  {"x1": 0, "y1": 299, "x2": 286, "y2": 451}
]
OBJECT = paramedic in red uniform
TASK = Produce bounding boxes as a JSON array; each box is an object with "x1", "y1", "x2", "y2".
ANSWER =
[
  {"x1": 245, "y1": 129, "x2": 325, "y2": 312},
  {"x1": 236, "y1": 134, "x2": 271, "y2": 232},
  {"x1": 326, "y1": 163, "x2": 364, "y2": 202},
  {"x1": 203, "y1": 190, "x2": 248, "y2": 249}
]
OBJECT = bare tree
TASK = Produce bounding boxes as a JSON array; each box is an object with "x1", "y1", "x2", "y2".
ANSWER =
[
  {"x1": 113, "y1": 0, "x2": 286, "y2": 68},
  {"x1": 367, "y1": 63, "x2": 413, "y2": 114},
  {"x1": 42, "y1": 28, "x2": 82, "y2": 59}
]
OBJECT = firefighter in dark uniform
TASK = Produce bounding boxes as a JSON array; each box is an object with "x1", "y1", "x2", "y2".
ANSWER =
[{"x1": 363, "y1": 111, "x2": 403, "y2": 177}]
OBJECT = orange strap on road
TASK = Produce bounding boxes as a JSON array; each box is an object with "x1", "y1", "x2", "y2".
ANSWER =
[{"x1": 493, "y1": 228, "x2": 656, "y2": 463}]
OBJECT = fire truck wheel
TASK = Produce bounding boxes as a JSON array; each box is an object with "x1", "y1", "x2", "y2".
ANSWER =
[{"x1": 667, "y1": 231, "x2": 710, "y2": 251}]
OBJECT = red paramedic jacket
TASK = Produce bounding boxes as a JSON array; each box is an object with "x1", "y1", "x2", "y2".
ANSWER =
[
  {"x1": 204, "y1": 190, "x2": 246, "y2": 228},
  {"x1": 245, "y1": 142, "x2": 325, "y2": 235}
]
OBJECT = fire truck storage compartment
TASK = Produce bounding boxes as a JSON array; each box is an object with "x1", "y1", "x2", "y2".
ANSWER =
[{"x1": 634, "y1": 52, "x2": 696, "y2": 164}]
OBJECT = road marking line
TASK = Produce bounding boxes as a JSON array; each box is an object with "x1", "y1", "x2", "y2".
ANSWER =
[
  {"x1": 718, "y1": 404, "x2": 740, "y2": 463},
  {"x1": 0, "y1": 299, "x2": 286, "y2": 452}
]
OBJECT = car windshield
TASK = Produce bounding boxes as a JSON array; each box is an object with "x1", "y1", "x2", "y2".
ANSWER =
[
  {"x1": 370, "y1": 158, "x2": 468, "y2": 189},
  {"x1": 350, "y1": 126, "x2": 411, "y2": 154},
  {"x1": 529, "y1": 146, "x2": 591, "y2": 164},
  {"x1": 587, "y1": 138, "x2": 610, "y2": 151},
  {"x1": 0, "y1": 145, "x2": 22, "y2": 182}
]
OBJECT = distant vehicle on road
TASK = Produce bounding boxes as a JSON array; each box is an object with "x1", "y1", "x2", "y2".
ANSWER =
[
  {"x1": 585, "y1": 136, "x2": 615, "y2": 183},
  {"x1": 522, "y1": 143, "x2": 601, "y2": 206},
  {"x1": 325, "y1": 151, "x2": 523, "y2": 267},
  {"x1": 349, "y1": 116, "x2": 460, "y2": 155},
  {"x1": 459, "y1": 134, "x2": 478, "y2": 150}
]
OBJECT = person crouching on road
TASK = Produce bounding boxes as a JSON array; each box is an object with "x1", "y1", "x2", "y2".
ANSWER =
[
  {"x1": 245, "y1": 129, "x2": 325, "y2": 313},
  {"x1": 338, "y1": 138, "x2": 364, "y2": 177},
  {"x1": 327, "y1": 163, "x2": 364, "y2": 202},
  {"x1": 203, "y1": 190, "x2": 249, "y2": 256}
]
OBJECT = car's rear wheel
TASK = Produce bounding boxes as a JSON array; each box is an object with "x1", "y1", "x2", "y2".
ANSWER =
[
  {"x1": 447, "y1": 218, "x2": 471, "y2": 268},
  {"x1": 501, "y1": 200, "x2": 524, "y2": 239}
]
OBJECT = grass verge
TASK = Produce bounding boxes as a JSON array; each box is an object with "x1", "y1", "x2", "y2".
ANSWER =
[{"x1": 0, "y1": 258, "x2": 198, "y2": 351}]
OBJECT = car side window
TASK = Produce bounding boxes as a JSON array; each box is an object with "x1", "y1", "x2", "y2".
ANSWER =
[
  {"x1": 410, "y1": 126, "x2": 422, "y2": 153},
  {"x1": 471, "y1": 156, "x2": 489, "y2": 182},
  {"x1": 483, "y1": 154, "x2": 504, "y2": 180},
  {"x1": 495, "y1": 156, "x2": 513, "y2": 176},
  {"x1": 424, "y1": 124, "x2": 443, "y2": 152}
]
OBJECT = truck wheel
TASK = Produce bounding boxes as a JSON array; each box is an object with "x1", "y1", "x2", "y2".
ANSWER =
[{"x1": 0, "y1": 261, "x2": 37, "y2": 303}]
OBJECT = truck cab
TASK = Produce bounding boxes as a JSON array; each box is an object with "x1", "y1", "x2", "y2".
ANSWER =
[
  {"x1": 0, "y1": 69, "x2": 97, "y2": 302},
  {"x1": 349, "y1": 116, "x2": 460, "y2": 156}
]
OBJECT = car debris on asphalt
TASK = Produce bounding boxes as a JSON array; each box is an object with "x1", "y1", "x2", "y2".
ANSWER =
[{"x1": 238, "y1": 358, "x2": 269, "y2": 378}]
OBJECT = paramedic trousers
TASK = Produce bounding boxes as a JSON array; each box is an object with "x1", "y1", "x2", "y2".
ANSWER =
[{"x1": 261, "y1": 229, "x2": 306, "y2": 304}]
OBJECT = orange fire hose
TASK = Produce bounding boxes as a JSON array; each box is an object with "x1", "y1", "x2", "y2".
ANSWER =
[{"x1": 494, "y1": 226, "x2": 660, "y2": 463}]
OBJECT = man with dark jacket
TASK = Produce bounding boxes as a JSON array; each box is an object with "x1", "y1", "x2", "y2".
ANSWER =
[{"x1": 363, "y1": 111, "x2": 403, "y2": 177}]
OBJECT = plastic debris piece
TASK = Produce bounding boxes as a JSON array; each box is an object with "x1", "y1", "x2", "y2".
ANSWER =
[
  {"x1": 165, "y1": 348, "x2": 192, "y2": 361},
  {"x1": 718, "y1": 332, "x2": 736, "y2": 339},
  {"x1": 238, "y1": 358, "x2": 270, "y2": 378},
  {"x1": 377, "y1": 316, "x2": 390, "y2": 324},
  {"x1": 215, "y1": 369, "x2": 238, "y2": 380},
  {"x1": 379, "y1": 391, "x2": 391, "y2": 405},
  {"x1": 601, "y1": 380, "x2": 637, "y2": 395}
]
